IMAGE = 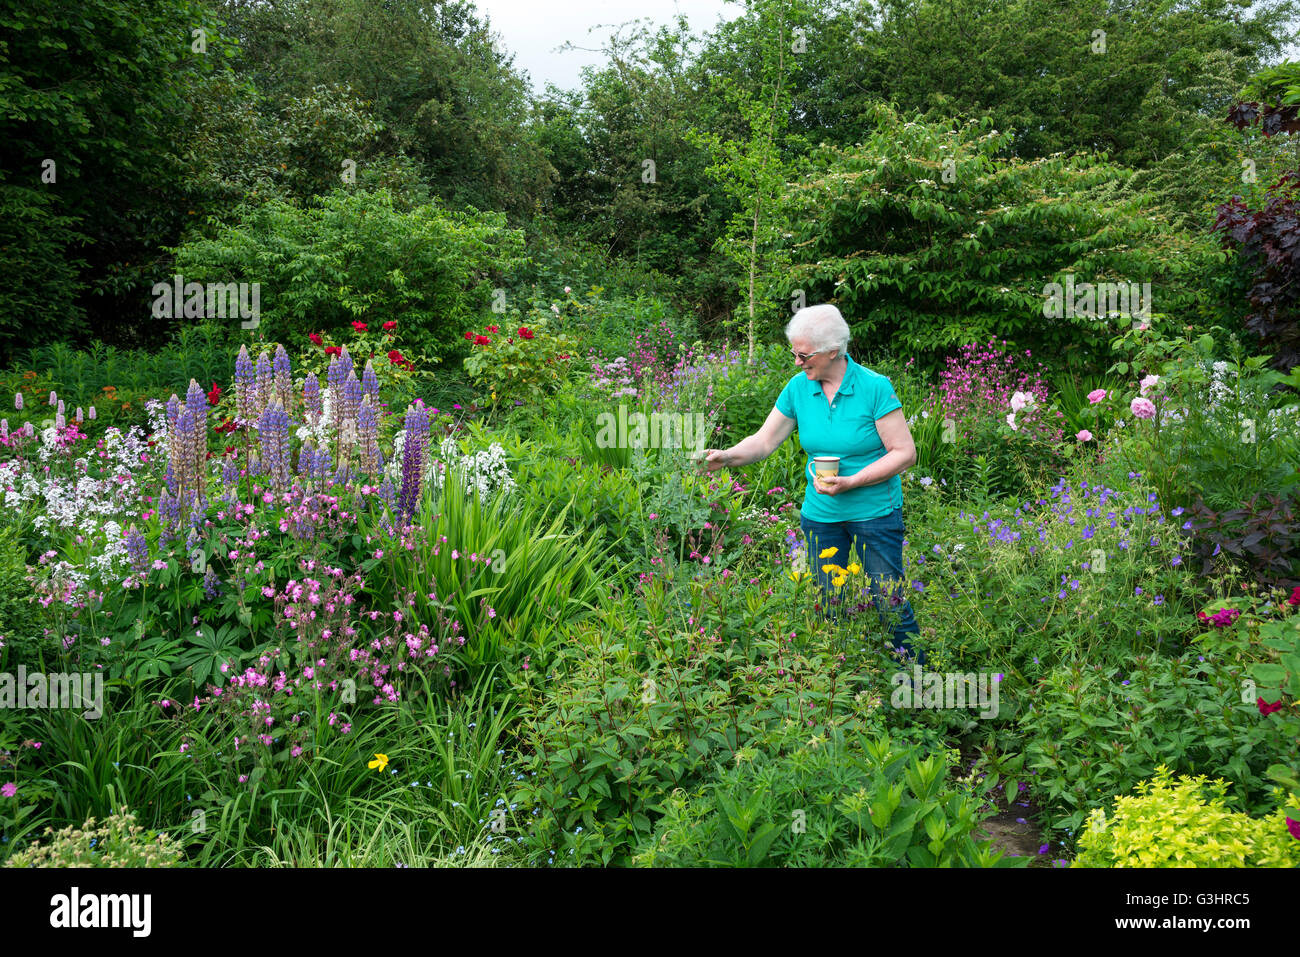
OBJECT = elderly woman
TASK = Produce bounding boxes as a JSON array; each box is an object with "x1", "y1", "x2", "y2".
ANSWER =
[{"x1": 700, "y1": 304, "x2": 924, "y2": 663}]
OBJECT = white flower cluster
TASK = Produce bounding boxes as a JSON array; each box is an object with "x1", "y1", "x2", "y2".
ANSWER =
[
  {"x1": 0, "y1": 424, "x2": 154, "y2": 580},
  {"x1": 296, "y1": 390, "x2": 335, "y2": 449},
  {"x1": 429, "y1": 436, "x2": 516, "y2": 500},
  {"x1": 383, "y1": 432, "x2": 517, "y2": 501}
]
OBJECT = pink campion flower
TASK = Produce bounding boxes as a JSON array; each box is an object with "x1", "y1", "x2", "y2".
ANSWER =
[
  {"x1": 1139, "y1": 374, "x2": 1159, "y2": 395},
  {"x1": 1, "y1": 782, "x2": 17, "y2": 798},
  {"x1": 1130, "y1": 396, "x2": 1157, "y2": 420},
  {"x1": 1076, "y1": 429, "x2": 1093, "y2": 442},
  {"x1": 1087, "y1": 389, "x2": 1107, "y2": 404}
]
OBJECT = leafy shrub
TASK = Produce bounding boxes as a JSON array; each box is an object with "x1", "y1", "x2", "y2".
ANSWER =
[
  {"x1": 635, "y1": 727, "x2": 1018, "y2": 867},
  {"x1": 1106, "y1": 326, "x2": 1300, "y2": 514},
  {"x1": 1021, "y1": 653, "x2": 1287, "y2": 833},
  {"x1": 0, "y1": 525, "x2": 42, "y2": 664},
  {"x1": 769, "y1": 103, "x2": 1219, "y2": 377},
  {"x1": 506, "y1": 582, "x2": 878, "y2": 866},
  {"x1": 3, "y1": 806, "x2": 184, "y2": 868},
  {"x1": 461, "y1": 316, "x2": 577, "y2": 411},
  {"x1": 170, "y1": 188, "x2": 524, "y2": 354},
  {"x1": 1184, "y1": 493, "x2": 1300, "y2": 589},
  {"x1": 1073, "y1": 765, "x2": 1300, "y2": 867}
]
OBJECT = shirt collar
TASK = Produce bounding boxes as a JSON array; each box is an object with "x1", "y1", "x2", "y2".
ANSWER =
[{"x1": 811, "y1": 353, "x2": 858, "y2": 397}]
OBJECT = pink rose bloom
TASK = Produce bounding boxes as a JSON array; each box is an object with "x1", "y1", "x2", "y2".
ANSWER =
[
  {"x1": 1076, "y1": 430, "x2": 1093, "y2": 442},
  {"x1": 1138, "y1": 374, "x2": 1159, "y2": 395},
  {"x1": 1005, "y1": 413, "x2": 1018, "y2": 431},
  {"x1": 1086, "y1": 389, "x2": 1107, "y2": 404},
  {"x1": 1130, "y1": 396, "x2": 1157, "y2": 420}
]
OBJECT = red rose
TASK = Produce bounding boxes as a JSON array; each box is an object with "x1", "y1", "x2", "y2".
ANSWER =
[
  {"x1": 207, "y1": 382, "x2": 222, "y2": 405},
  {"x1": 388, "y1": 349, "x2": 404, "y2": 365},
  {"x1": 324, "y1": 346, "x2": 341, "y2": 357},
  {"x1": 518, "y1": 326, "x2": 535, "y2": 340},
  {"x1": 486, "y1": 325, "x2": 499, "y2": 333},
  {"x1": 464, "y1": 331, "x2": 474, "y2": 341},
  {"x1": 1258, "y1": 698, "x2": 1284, "y2": 715},
  {"x1": 351, "y1": 321, "x2": 367, "y2": 332},
  {"x1": 309, "y1": 333, "x2": 323, "y2": 346},
  {"x1": 474, "y1": 335, "x2": 491, "y2": 346},
  {"x1": 1289, "y1": 585, "x2": 1300, "y2": 606},
  {"x1": 225, "y1": 446, "x2": 236, "y2": 456},
  {"x1": 383, "y1": 321, "x2": 397, "y2": 331},
  {"x1": 508, "y1": 338, "x2": 513, "y2": 344}
]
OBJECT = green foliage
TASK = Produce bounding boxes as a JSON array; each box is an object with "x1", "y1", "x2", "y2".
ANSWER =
[
  {"x1": 3, "y1": 806, "x2": 185, "y2": 868},
  {"x1": 0, "y1": 0, "x2": 237, "y2": 349},
  {"x1": 687, "y1": 0, "x2": 804, "y2": 358},
  {"x1": 1105, "y1": 325, "x2": 1300, "y2": 516},
  {"x1": 170, "y1": 188, "x2": 523, "y2": 355},
  {"x1": 769, "y1": 103, "x2": 1222, "y2": 377},
  {"x1": 5, "y1": 324, "x2": 237, "y2": 434},
  {"x1": 507, "y1": 580, "x2": 879, "y2": 866},
  {"x1": 906, "y1": 466, "x2": 1196, "y2": 674},
  {"x1": 462, "y1": 316, "x2": 577, "y2": 412},
  {"x1": 1073, "y1": 765, "x2": 1300, "y2": 868},
  {"x1": 217, "y1": 0, "x2": 553, "y2": 219},
  {"x1": 0, "y1": 525, "x2": 41, "y2": 660},
  {"x1": 1021, "y1": 654, "x2": 1287, "y2": 834},
  {"x1": 360, "y1": 455, "x2": 612, "y2": 677},
  {"x1": 636, "y1": 727, "x2": 1017, "y2": 867}
]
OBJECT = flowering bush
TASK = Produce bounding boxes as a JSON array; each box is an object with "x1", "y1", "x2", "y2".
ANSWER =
[
  {"x1": 462, "y1": 317, "x2": 576, "y2": 409},
  {"x1": 925, "y1": 339, "x2": 1066, "y2": 497}
]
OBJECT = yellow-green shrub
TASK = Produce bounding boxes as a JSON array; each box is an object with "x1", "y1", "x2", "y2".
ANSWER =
[{"x1": 1074, "y1": 765, "x2": 1300, "y2": 868}]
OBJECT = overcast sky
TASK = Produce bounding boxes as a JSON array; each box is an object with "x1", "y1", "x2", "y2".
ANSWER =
[{"x1": 474, "y1": 0, "x2": 746, "y2": 96}]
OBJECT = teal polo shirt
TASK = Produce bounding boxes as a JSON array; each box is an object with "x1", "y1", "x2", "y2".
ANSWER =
[{"x1": 774, "y1": 354, "x2": 905, "y2": 522}]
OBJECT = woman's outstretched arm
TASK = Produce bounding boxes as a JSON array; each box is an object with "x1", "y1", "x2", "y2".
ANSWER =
[{"x1": 700, "y1": 407, "x2": 795, "y2": 471}]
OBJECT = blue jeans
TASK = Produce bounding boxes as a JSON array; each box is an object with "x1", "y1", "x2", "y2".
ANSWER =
[{"x1": 800, "y1": 508, "x2": 924, "y2": 664}]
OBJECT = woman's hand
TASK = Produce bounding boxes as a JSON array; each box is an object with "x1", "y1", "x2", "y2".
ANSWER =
[
  {"x1": 812, "y1": 473, "x2": 855, "y2": 496},
  {"x1": 698, "y1": 449, "x2": 728, "y2": 473}
]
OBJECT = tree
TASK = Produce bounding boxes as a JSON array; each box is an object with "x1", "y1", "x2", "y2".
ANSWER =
[{"x1": 689, "y1": 0, "x2": 807, "y2": 362}]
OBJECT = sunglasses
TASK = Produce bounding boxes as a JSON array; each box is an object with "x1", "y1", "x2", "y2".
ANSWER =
[{"x1": 791, "y1": 348, "x2": 828, "y2": 362}]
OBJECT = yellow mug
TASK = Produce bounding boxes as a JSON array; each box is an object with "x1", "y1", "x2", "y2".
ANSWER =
[{"x1": 807, "y1": 456, "x2": 840, "y2": 483}]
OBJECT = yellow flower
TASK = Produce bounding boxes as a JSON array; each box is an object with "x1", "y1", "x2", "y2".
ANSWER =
[
  {"x1": 818, "y1": 546, "x2": 838, "y2": 559},
  {"x1": 368, "y1": 753, "x2": 389, "y2": 773},
  {"x1": 832, "y1": 575, "x2": 847, "y2": 588},
  {"x1": 821, "y1": 563, "x2": 846, "y2": 575},
  {"x1": 846, "y1": 562, "x2": 862, "y2": 575},
  {"x1": 788, "y1": 569, "x2": 808, "y2": 582}
]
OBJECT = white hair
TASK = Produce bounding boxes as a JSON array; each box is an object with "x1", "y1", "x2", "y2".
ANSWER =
[{"x1": 785, "y1": 304, "x2": 850, "y2": 357}]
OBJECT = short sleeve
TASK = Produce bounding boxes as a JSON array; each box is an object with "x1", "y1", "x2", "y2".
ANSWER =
[
  {"x1": 775, "y1": 378, "x2": 797, "y2": 421},
  {"x1": 872, "y1": 375, "x2": 902, "y2": 420}
]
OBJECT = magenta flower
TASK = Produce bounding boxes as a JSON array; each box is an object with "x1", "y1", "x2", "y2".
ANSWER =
[
  {"x1": 1086, "y1": 389, "x2": 1107, "y2": 404},
  {"x1": 1287, "y1": 816, "x2": 1300, "y2": 841},
  {"x1": 1, "y1": 782, "x2": 15, "y2": 798}
]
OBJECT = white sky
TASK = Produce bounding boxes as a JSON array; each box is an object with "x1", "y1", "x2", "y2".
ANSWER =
[{"x1": 473, "y1": 0, "x2": 746, "y2": 96}]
